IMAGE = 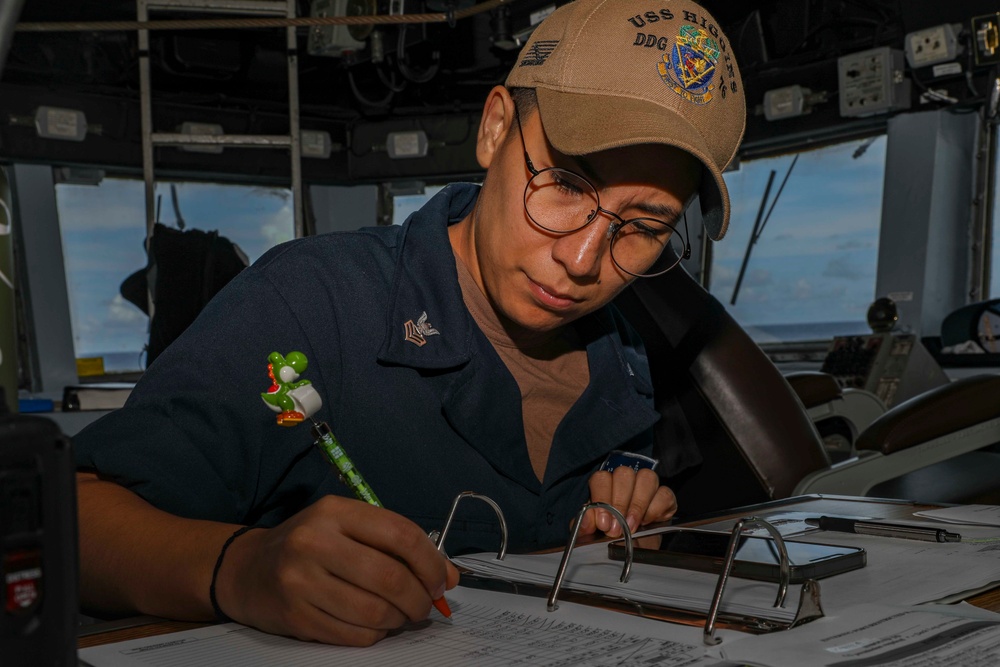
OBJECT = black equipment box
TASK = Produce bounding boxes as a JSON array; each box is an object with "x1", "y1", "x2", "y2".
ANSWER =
[{"x1": 0, "y1": 415, "x2": 77, "y2": 666}]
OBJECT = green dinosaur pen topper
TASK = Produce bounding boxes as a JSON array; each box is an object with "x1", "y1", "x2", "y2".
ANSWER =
[
  {"x1": 261, "y1": 351, "x2": 321, "y2": 426},
  {"x1": 261, "y1": 351, "x2": 383, "y2": 507}
]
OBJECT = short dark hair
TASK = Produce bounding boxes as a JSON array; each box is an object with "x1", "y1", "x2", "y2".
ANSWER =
[{"x1": 509, "y1": 87, "x2": 538, "y2": 118}]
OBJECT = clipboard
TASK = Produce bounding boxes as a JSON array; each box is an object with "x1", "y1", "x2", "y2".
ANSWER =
[{"x1": 436, "y1": 492, "x2": 827, "y2": 645}]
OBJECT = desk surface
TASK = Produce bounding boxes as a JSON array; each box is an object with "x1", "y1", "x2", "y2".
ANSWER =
[{"x1": 78, "y1": 495, "x2": 1000, "y2": 649}]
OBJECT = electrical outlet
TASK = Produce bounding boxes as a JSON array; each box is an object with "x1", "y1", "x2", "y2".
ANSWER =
[
  {"x1": 904, "y1": 24, "x2": 960, "y2": 68},
  {"x1": 972, "y1": 13, "x2": 1000, "y2": 66},
  {"x1": 838, "y1": 47, "x2": 911, "y2": 117}
]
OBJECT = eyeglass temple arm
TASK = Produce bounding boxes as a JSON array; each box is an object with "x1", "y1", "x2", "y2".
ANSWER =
[
  {"x1": 682, "y1": 212, "x2": 692, "y2": 259},
  {"x1": 511, "y1": 102, "x2": 540, "y2": 176}
]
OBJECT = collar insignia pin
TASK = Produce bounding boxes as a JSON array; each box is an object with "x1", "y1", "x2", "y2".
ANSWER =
[{"x1": 403, "y1": 311, "x2": 440, "y2": 347}]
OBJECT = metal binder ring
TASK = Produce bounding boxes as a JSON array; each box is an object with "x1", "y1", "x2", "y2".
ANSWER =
[
  {"x1": 703, "y1": 516, "x2": 791, "y2": 646},
  {"x1": 547, "y1": 501, "x2": 633, "y2": 612},
  {"x1": 434, "y1": 491, "x2": 509, "y2": 560}
]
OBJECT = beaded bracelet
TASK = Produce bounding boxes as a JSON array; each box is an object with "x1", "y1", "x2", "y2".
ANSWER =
[{"x1": 209, "y1": 525, "x2": 258, "y2": 623}]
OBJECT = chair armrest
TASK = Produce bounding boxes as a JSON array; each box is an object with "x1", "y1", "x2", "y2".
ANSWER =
[
  {"x1": 785, "y1": 371, "x2": 843, "y2": 409},
  {"x1": 856, "y1": 374, "x2": 1000, "y2": 454},
  {"x1": 793, "y1": 375, "x2": 1000, "y2": 497}
]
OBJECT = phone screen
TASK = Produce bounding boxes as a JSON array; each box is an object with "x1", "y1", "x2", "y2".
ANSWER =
[
  {"x1": 608, "y1": 529, "x2": 866, "y2": 582},
  {"x1": 657, "y1": 530, "x2": 859, "y2": 565}
]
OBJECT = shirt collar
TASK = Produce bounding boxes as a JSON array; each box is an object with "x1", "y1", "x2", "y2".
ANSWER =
[{"x1": 377, "y1": 183, "x2": 480, "y2": 369}]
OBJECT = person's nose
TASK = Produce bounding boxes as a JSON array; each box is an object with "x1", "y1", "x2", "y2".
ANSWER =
[{"x1": 551, "y1": 210, "x2": 616, "y2": 279}]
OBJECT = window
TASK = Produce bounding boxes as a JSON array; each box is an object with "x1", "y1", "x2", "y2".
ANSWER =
[
  {"x1": 54, "y1": 176, "x2": 295, "y2": 374},
  {"x1": 392, "y1": 185, "x2": 446, "y2": 225},
  {"x1": 710, "y1": 136, "x2": 887, "y2": 343}
]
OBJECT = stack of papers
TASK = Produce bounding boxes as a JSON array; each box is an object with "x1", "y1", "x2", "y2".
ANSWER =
[
  {"x1": 80, "y1": 587, "x2": 744, "y2": 667},
  {"x1": 914, "y1": 505, "x2": 1000, "y2": 526},
  {"x1": 78, "y1": 505, "x2": 1000, "y2": 667},
  {"x1": 78, "y1": 587, "x2": 1000, "y2": 667}
]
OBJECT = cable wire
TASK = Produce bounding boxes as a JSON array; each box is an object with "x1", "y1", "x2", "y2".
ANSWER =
[{"x1": 15, "y1": 0, "x2": 516, "y2": 33}]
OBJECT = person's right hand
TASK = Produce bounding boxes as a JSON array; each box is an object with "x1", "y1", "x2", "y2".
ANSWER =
[{"x1": 214, "y1": 495, "x2": 459, "y2": 646}]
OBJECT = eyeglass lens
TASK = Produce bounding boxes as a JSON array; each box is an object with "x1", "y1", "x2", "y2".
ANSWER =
[{"x1": 523, "y1": 167, "x2": 684, "y2": 277}]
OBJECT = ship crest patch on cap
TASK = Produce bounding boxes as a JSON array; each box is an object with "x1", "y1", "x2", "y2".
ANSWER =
[{"x1": 657, "y1": 25, "x2": 720, "y2": 105}]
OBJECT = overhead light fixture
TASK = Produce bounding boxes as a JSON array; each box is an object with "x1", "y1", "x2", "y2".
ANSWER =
[
  {"x1": 385, "y1": 130, "x2": 428, "y2": 159},
  {"x1": 177, "y1": 122, "x2": 224, "y2": 154},
  {"x1": 762, "y1": 85, "x2": 828, "y2": 121},
  {"x1": 34, "y1": 106, "x2": 88, "y2": 142},
  {"x1": 301, "y1": 130, "x2": 334, "y2": 159}
]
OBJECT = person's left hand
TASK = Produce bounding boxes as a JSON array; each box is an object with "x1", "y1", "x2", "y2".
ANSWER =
[{"x1": 577, "y1": 467, "x2": 677, "y2": 538}]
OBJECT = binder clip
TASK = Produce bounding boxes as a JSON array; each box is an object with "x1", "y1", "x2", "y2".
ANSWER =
[
  {"x1": 548, "y1": 511, "x2": 825, "y2": 644},
  {"x1": 548, "y1": 501, "x2": 633, "y2": 612},
  {"x1": 433, "y1": 491, "x2": 509, "y2": 560}
]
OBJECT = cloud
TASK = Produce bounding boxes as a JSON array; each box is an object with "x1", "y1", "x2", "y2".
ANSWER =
[
  {"x1": 107, "y1": 293, "x2": 147, "y2": 325},
  {"x1": 823, "y1": 255, "x2": 875, "y2": 280},
  {"x1": 258, "y1": 203, "x2": 295, "y2": 257},
  {"x1": 823, "y1": 257, "x2": 857, "y2": 279},
  {"x1": 747, "y1": 268, "x2": 773, "y2": 287},
  {"x1": 836, "y1": 239, "x2": 874, "y2": 250}
]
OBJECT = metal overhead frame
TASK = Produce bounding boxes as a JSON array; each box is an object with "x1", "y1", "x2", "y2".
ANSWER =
[{"x1": 136, "y1": 0, "x2": 304, "y2": 239}]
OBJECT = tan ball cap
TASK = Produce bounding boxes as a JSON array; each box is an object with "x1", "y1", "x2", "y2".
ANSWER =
[{"x1": 506, "y1": 0, "x2": 746, "y2": 240}]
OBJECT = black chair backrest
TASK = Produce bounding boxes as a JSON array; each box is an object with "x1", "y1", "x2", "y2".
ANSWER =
[{"x1": 614, "y1": 267, "x2": 831, "y2": 519}]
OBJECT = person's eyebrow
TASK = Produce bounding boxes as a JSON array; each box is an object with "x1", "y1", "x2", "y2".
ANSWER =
[{"x1": 632, "y1": 201, "x2": 682, "y2": 222}]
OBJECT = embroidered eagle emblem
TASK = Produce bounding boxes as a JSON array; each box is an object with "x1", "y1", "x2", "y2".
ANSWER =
[{"x1": 403, "y1": 311, "x2": 440, "y2": 347}]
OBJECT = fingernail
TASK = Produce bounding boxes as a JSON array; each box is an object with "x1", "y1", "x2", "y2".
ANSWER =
[
  {"x1": 433, "y1": 583, "x2": 446, "y2": 599},
  {"x1": 627, "y1": 514, "x2": 638, "y2": 534},
  {"x1": 597, "y1": 511, "x2": 609, "y2": 532}
]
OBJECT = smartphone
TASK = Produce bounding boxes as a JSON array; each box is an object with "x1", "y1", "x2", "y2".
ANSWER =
[{"x1": 607, "y1": 528, "x2": 866, "y2": 584}]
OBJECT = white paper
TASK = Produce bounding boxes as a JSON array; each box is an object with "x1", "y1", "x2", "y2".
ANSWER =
[
  {"x1": 914, "y1": 504, "x2": 1000, "y2": 526},
  {"x1": 716, "y1": 602, "x2": 1000, "y2": 666},
  {"x1": 79, "y1": 586, "x2": 742, "y2": 667}
]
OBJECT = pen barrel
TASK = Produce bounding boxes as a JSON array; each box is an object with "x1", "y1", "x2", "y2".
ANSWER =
[
  {"x1": 815, "y1": 516, "x2": 959, "y2": 542},
  {"x1": 852, "y1": 524, "x2": 943, "y2": 542},
  {"x1": 312, "y1": 423, "x2": 383, "y2": 508}
]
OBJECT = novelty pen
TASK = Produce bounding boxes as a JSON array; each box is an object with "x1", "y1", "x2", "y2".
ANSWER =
[
  {"x1": 310, "y1": 418, "x2": 452, "y2": 618},
  {"x1": 260, "y1": 350, "x2": 450, "y2": 617},
  {"x1": 805, "y1": 516, "x2": 961, "y2": 543},
  {"x1": 311, "y1": 420, "x2": 383, "y2": 507}
]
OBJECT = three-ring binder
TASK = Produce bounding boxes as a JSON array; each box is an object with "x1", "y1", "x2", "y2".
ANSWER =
[{"x1": 438, "y1": 491, "x2": 827, "y2": 643}]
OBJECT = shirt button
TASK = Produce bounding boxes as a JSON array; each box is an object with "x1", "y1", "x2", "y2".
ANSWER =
[{"x1": 546, "y1": 512, "x2": 554, "y2": 525}]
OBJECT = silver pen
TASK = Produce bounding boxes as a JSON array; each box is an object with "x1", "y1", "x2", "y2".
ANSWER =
[{"x1": 806, "y1": 516, "x2": 962, "y2": 543}]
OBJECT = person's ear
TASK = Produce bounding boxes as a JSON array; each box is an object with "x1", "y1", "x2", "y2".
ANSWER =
[{"x1": 475, "y1": 86, "x2": 516, "y2": 170}]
